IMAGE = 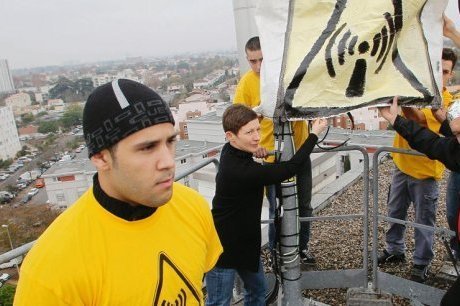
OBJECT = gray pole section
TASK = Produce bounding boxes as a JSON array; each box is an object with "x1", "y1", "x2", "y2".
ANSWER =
[
  {"x1": 274, "y1": 120, "x2": 303, "y2": 305},
  {"x1": 0, "y1": 241, "x2": 35, "y2": 265}
]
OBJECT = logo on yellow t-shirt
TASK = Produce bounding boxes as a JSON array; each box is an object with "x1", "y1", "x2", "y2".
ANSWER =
[{"x1": 153, "y1": 252, "x2": 201, "y2": 305}]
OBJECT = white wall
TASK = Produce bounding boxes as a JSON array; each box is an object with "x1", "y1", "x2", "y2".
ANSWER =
[{"x1": 232, "y1": 0, "x2": 259, "y2": 74}]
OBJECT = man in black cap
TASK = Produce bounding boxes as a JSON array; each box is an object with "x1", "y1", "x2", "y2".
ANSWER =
[{"x1": 14, "y1": 79, "x2": 222, "y2": 305}]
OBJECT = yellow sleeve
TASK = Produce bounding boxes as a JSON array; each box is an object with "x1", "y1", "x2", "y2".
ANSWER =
[
  {"x1": 14, "y1": 271, "x2": 75, "y2": 306},
  {"x1": 199, "y1": 198, "x2": 222, "y2": 272}
]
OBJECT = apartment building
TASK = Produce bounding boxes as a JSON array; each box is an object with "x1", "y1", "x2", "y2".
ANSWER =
[
  {"x1": 0, "y1": 59, "x2": 15, "y2": 93},
  {"x1": 4, "y1": 92, "x2": 32, "y2": 114},
  {"x1": 0, "y1": 106, "x2": 21, "y2": 160}
]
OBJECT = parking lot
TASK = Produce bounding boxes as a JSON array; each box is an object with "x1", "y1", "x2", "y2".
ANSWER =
[{"x1": 1, "y1": 132, "x2": 87, "y2": 207}]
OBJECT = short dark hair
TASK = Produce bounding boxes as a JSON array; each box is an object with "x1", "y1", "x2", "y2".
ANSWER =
[
  {"x1": 443, "y1": 48, "x2": 458, "y2": 70},
  {"x1": 245, "y1": 36, "x2": 260, "y2": 53},
  {"x1": 222, "y1": 104, "x2": 258, "y2": 135}
]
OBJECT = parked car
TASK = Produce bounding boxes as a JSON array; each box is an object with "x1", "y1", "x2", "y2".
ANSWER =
[
  {"x1": 28, "y1": 188, "x2": 39, "y2": 197},
  {"x1": 16, "y1": 182, "x2": 27, "y2": 190},
  {"x1": 17, "y1": 156, "x2": 32, "y2": 163},
  {"x1": 0, "y1": 173, "x2": 8, "y2": 181},
  {"x1": 7, "y1": 165, "x2": 19, "y2": 173},
  {"x1": 0, "y1": 273, "x2": 10, "y2": 288},
  {"x1": 0, "y1": 195, "x2": 11, "y2": 204},
  {"x1": 0, "y1": 191, "x2": 14, "y2": 200},
  {"x1": 21, "y1": 194, "x2": 32, "y2": 204},
  {"x1": 16, "y1": 178, "x2": 32, "y2": 186},
  {"x1": 35, "y1": 178, "x2": 45, "y2": 188}
]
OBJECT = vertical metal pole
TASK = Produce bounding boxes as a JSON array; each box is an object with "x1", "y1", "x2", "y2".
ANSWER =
[
  {"x1": 371, "y1": 149, "x2": 382, "y2": 290},
  {"x1": 275, "y1": 120, "x2": 303, "y2": 305},
  {"x1": 361, "y1": 149, "x2": 370, "y2": 288}
]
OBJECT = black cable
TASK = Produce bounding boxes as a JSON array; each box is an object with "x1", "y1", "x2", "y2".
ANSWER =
[{"x1": 312, "y1": 112, "x2": 354, "y2": 150}]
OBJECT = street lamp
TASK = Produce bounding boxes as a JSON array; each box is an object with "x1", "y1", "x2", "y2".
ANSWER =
[{"x1": 2, "y1": 224, "x2": 19, "y2": 275}]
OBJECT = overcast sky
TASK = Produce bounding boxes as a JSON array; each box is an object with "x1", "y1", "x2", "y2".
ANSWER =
[
  {"x1": 1, "y1": 0, "x2": 459, "y2": 70},
  {"x1": 0, "y1": 0, "x2": 237, "y2": 69}
]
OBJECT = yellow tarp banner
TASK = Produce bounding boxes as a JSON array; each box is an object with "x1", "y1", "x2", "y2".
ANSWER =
[{"x1": 256, "y1": 0, "x2": 448, "y2": 119}]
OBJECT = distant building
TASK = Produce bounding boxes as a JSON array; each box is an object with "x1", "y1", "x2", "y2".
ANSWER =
[
  {"x1": 47, "y1": 99, "x2": 65, "y2": 112},
  {"x1": 179, "y1": 110, "x2": 202, "y2": 139},
  {"x1": 327, "y1": 107, "x2": 387, "y2": 131},
  {"x1": 91, "y1": 74, "x2": 115, "y2": 87},
  {"x1": 4, "y1": 92, "x2": 32, "y2": 115},
  {"x1": 193, "y1": 70, "x2": 226, "y2": 89},
  {"x1": 0, "y1": 106, "x2": 21, "y2": 160},
  {"x1": 170, "y1": 100, "x2": 215, "y2": 137},
  {"x1": 41, "y1": 159, "x2": 96, "y2": 209},
  {"x1": 92, "y1": 73, "x2": 141, "y2": 88},
  {"x1": 18, "y1": 125, "x2": 39, "y2": 140},
  {"x1": 185, "y1": 103, "x2": 228, "y2": 143},
  {"x1": 167, "y1": 84, "x2": 185, "y2": 93},
  {"x1": 350, "y1": 107, "x2": 386, "y2": 131},
  {"x1": 0, "y1": 59, "x2": 15, "y2": 93}
]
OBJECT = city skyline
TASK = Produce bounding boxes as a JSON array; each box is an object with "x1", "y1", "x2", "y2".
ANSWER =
[{"x1": 0, "y1": 0, "x2": 237, "y2": 69}]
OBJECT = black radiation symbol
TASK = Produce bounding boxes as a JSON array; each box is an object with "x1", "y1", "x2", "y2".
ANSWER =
[{"x1": 284, "y1": 0, "x2": 431, "y2": 105}]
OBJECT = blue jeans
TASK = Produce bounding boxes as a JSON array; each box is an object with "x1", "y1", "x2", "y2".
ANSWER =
[
  {"x1": 446, "y1": 172, "x2": 460, "y2": 255},
  {"x1": 205, "y1": 259, "x2": 267, "y2": 306},
  {"x1": 385, "y1": 168, "x2": 439, "y2": 265}
]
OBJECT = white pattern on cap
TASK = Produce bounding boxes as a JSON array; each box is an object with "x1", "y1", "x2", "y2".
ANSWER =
[{"x1": 111, "y1": 79, "x2": 130, "y2": 109}]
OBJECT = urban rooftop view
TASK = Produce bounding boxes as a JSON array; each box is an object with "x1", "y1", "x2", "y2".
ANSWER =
[{"x1": 1, "y1": 0, "x2": 460, "y2": 305}]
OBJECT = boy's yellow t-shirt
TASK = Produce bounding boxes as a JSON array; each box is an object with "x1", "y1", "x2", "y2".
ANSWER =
[
  {"x1": 391, "y1": 90, "x2": 452, "y2": 180},
  {"x1": 234, "y1": 70, "x2": 307, "y2": 162}
]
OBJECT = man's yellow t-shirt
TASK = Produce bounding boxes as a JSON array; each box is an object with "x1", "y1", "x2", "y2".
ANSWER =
[
  {"x1": 14, "y1": 183, "x2": 222, "y2": 305},
  {"x1": 233, "y1": 70, "x2": 307, "y2": 162},
  {"x1": 392, "y1": 90, "x2": 452, "y2": 180}
]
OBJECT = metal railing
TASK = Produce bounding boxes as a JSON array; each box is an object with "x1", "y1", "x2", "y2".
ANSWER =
[
  {"x1": 294, "y1": 146, "x2": 370, "y2": 293},
  {"x1": 371, "y1": 146, "x2": 455, "y2": 306}
]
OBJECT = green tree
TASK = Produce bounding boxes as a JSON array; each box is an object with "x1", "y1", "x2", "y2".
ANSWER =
[
  {"x1": 177, "y1": 61, "x2": 190, "y2": 70},
  {"x1": 60, "y1": 104, "x2": 83, "y2": 129},
  {"x1": 38, "y1": 120, "x2": 59, "y2": 134},
  {"x1": 36, "y1": 111, "x2": 48, "y2": 118},
  {"x1": 26, "y1": 90, "x2": 37, "y2": 104},
  {"x1": 184, "y1": 81, "x2": 194, "y2": 93},
  {"x1": 66, "y1": 138, "x2": 80, "y2": 150},
  {"x1": 0, "y1": 284, "x2": 15, "y2": 306},
  {"x1": 49, "y1": 77, "x2": 94, "y2": 103},
  {"x1": 20, "y1": 113, "x2": 34, "y2": 125},
  {"x1": 15, "y1": 145, "x2": 29, "y2": 158},
  {"x1": 0, "y1": 158, "x2": 13, "y2": 169}
]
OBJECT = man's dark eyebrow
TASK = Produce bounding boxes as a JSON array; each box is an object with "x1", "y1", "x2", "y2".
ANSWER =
[
  {"x1": 134, "y1": 132, "x2": 179, "y2": 149},
  {"x1": 169, "y1": 132, "x2": 179, "y2": 140}
]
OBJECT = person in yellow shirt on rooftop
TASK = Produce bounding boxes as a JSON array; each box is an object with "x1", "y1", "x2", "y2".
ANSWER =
[
  {"x1": 378, "y1": 48, "x2": 456, "y2": 283},
  {"x1": 233, "y1": 36, "x2": 315, "y2": 265}
]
